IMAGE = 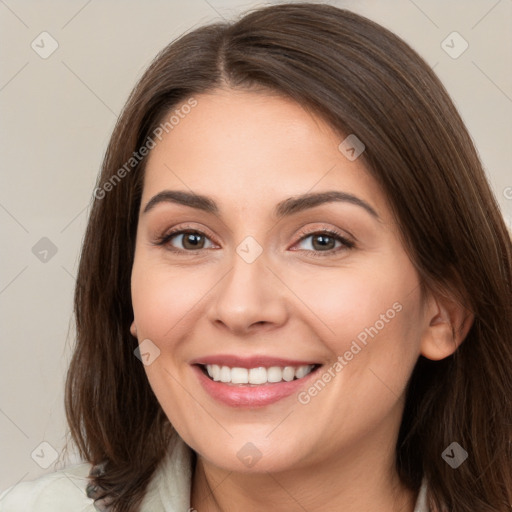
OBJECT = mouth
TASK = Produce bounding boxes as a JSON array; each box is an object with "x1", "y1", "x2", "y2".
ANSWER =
[
  {"x1": 197, "y1": 363, "x2": 321, "y2": 385},
  {"x1": 191, "y1": 357, "x2": 323, "y2": 407}
]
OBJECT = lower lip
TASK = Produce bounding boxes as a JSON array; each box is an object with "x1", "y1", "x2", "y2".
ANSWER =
[{"x1": 192, "y1": 365, "x2": 320, "y2": 408}]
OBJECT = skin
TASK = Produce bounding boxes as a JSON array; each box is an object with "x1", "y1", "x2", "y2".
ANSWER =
[{"x1": 130, "y1": 88, "x2": 472, "y2": 511}]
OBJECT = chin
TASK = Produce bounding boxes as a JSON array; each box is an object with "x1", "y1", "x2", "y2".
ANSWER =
[{"x1": 191, "y1": 434, "x2": 310, "y2": 474}]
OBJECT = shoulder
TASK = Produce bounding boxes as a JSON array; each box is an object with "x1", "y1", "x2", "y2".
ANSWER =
[
  {"x1": 0, "y1": 462, "x2": 95, "y2": 512},
  {"x1": 0, "y1": 437, "x2": 194, "y2": 512}
]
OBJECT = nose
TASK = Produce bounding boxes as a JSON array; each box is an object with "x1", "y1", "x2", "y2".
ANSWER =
[{"x1": 206, "y1": 248, "x2": 289, "y2": 336}]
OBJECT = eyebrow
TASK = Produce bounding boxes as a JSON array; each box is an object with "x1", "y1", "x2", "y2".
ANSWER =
[{"x1": 142, "y1": 190, "x2": 380, "y2": 220}]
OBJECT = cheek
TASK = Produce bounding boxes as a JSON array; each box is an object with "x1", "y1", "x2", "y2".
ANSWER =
[
  {"x1": 131, "y1": 262, "x2": 209, "y2": 342},
  {"x1": 289, "y1": 263, "x2": 411, "y2": 351},
  {"x1": 288, "y1": 258, "x2": 423, "y2": 397},
  {"x1": 291, "y1": 269, "x2": 423, "y2": 440},
  {"x1": 130, "y1": 261, "x2": 204, "y2": 438}
]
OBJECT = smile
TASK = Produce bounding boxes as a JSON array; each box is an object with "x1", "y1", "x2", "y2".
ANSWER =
[
  {"x1": 191, "y1": 356, "x2": 322, "y2": 407},
  {"x1": 202, "y1": 364, "x2": 317, "y2": 385}
]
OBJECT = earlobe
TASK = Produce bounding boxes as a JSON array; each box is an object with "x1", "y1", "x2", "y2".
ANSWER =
[
  {"x1": 130, "y1": 321, "x2": 138, "y2": 338},
  {"x1": 420, "y1": 293, "x2": 474, "y2": 361}
]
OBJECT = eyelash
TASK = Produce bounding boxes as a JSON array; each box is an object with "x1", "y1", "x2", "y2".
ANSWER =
[{"x1": 153, "y1": 224, "x2": 356, "y2": 258}]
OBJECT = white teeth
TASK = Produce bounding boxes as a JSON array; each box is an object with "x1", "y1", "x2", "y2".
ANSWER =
[
  {"x1": 295, "y1": 366, "x2": 310, "y2": 379},
  {"x1": 220, "y1": 366, "x2": 231, "y2": 383},
  {"x1": 211, "y1": 365, "x2": 221, "y2": 381},
  {"x1": 248, "y1": 367, "x2": 267, "y2": 384},
  {"x1": 282, "y1": 366, "x2": 295, "y2": 382},
  {"x1": 204, "y1": 364, "x2": 315, "y2": 384},
  {"x1": 267, "y1": 366, "x2": 283, "y2": 383},
  {"x1": 231, "y1": 367, "x2": 248, "y2": 384}
]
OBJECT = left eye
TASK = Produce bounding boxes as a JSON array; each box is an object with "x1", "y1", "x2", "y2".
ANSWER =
[{"x1": 294, "y1": 231, "x2": 353, "y2": 253}]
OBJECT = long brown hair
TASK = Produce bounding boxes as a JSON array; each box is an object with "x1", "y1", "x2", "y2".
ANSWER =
[{"x1": 65, "y1": 3, "x2": 512, "y2": 511}]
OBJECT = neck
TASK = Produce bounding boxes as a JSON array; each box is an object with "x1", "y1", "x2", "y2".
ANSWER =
[{"x1": 190, "y1": 431, "x2": 418, "y2": 512}]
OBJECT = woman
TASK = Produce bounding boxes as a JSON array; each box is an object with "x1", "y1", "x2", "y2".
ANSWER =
[{"x1": 1, "y1": 3, "x2": 510, "y2": 511}]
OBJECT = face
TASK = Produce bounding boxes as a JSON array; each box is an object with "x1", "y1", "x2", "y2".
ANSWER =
[{"x1": 130, "y1": 88, "x2": 428, "y2": 474}]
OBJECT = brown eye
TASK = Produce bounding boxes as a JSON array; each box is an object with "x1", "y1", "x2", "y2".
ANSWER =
[
  {"x1": 311, "y1": 234, "x2": 337, "y2": 251},
  {"x1": 180, "y1": 232, "x2": 207, "y2": 250},
  {"x1": 156, "y1": 229, "x2": 215, "y2": 252},
  {"x1": 295, "y1": 231, "x2": 353, "y2": 253}
]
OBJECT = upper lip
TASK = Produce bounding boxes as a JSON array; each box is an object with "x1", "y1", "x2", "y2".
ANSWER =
[{"x1": 190, "y1": 354, "x2": 320, "y2": 369}]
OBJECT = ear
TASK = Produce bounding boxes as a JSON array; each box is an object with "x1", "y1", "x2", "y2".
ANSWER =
[
  {"x1": 420, "y1": 292, "x2": 474, "y2": 361},
  {"x1": 130, "y1": 320, "x2": 138, "y2": 338}
]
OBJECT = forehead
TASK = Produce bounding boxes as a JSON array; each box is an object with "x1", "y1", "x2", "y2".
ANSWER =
[{"x1": 141, "y1": 88, "x2": 389, "y2": 220}]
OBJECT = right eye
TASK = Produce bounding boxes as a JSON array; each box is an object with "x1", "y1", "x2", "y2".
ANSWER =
[{"x1": 155, "y1": 229, "x2": 216, "y2": 253}]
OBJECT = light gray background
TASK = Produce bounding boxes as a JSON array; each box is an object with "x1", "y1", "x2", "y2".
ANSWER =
[{"x1": 1, "y1": 0, "x2": 511, "y2": 491}]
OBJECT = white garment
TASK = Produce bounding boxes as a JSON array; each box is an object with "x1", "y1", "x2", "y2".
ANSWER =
[{"x1": 0, "y1": 437, "x2": 429, "y2": 511}]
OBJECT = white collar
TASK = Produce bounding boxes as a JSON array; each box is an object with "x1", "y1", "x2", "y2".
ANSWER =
[{"x1": 140, "y1": 435, "x2": 193, "y2": 511}]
